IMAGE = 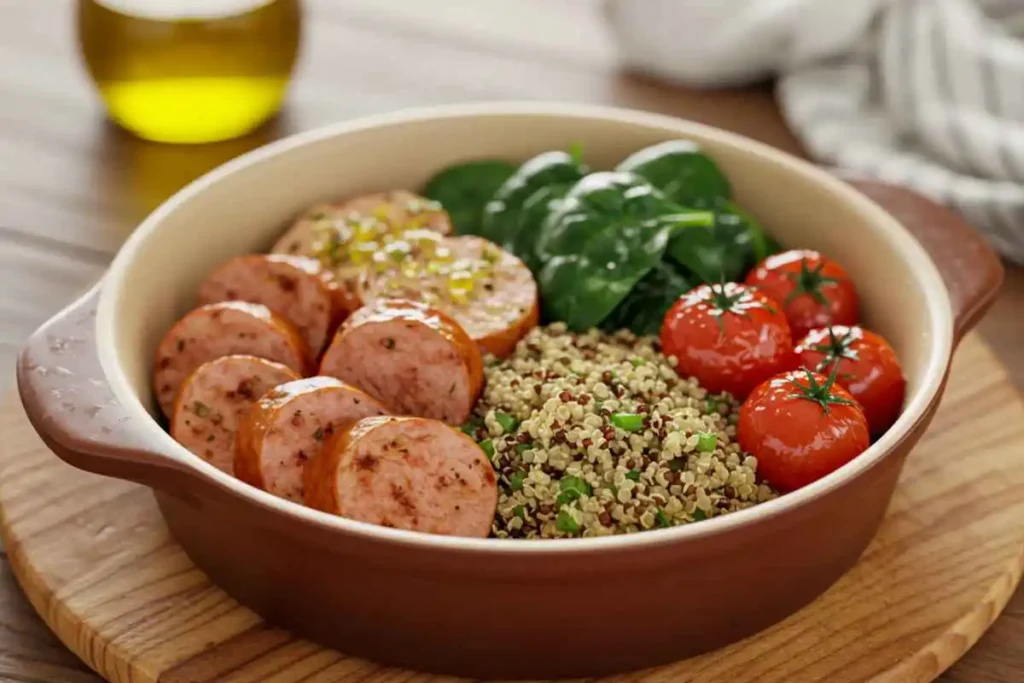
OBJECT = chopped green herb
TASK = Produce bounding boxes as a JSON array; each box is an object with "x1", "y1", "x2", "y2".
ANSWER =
[
  {"x1": 479, "y1": 439, "x2": 495, "y2": 458},
  {"x1": 312, "y1": 427, "x2": 325, "y2": 441},
  {"x1": 629, "y1": 357, "x2": 645, "y2": 367},
  {"x1": 697, "y1": 432, "x2": 718, "y2": 452},
  {"x1": 556, "y1": 508, "x2": 580, "y2": 534},
  {"x1": 625, "y1": 469, "x2": 641, "y2": 482},
  {"x1": 495, "y1": 411, "x2": 519, "y2": 434},
  {"x1": 705, "y1": 397, "x2": 719, "y2": 414},
  {"x1": 192, "y1": 401, "x2": 210, "y2": 418},
  {"x1": 383, "y1": 336, "x2": 395, "y2": 350},
  {"x1": 508, "y1": 470, "x2": 525, "y2": 491},
  {"x1": 611, "y1": 412, "x2": 644, "y2": 432},
  {"x1": 515, "y1": 442, "x2": 533, "y2": 454},
  {"x1": 556, "y1": 476, "x2": 592, "y2": 507},
  {"x1": 692, "y1": 509, "x2": 708, "y2": 522},
  {"x1": 513, "y1": 505, "x2": 525, "y2": 519},
  {"x1": 655, "y1": 509, "x2": 671, "y2": 528},
  {"x1": 460, "y1": 416, "x2": 483, "y2": 437}
]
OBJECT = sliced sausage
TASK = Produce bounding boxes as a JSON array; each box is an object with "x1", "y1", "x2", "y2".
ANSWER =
[
  {"x1": 319, "y1": 299, "x2": 483, "y2": 425},
  {"x1": 170, "y1": 355, "x2": 300, "y2": 474},
  {"x1": 234, "y1": 376, "x2": 389, "y2": 502},
  {"x1": 303, "y1": 415, "x2": 497, "y2": 537},
  {"x1": 356, "y1": 235, "x2": 539, "y2": 358},
  {"x1": 269, "y1": 191, "x2": 453, "y2": 313},
  {"x1": 196, "y1": 254, "x2": 342, "y2": 357},
  {"x1": 153, "y1": 301, "x2": 310, "y2": 417}
]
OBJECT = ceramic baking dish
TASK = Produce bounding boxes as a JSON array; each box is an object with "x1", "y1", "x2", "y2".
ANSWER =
[{"x1": 16, "y1": 103, "x2": 1004, "y2": 679}]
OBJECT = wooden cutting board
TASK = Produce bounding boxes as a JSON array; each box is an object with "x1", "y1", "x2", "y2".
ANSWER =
[{"x1": 1, "y1": 333, "x2": 1023, "y2": 683}]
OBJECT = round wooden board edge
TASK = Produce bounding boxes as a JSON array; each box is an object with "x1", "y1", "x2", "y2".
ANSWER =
[
  {"x1": 873, "y1": 546, "x2": 1024, "y2": 683},
  {"x1": 0, "y1": 479, "x2": 166, "y2": 683},
  {"x1": 3, "y1": 334, "x2": 1024, "y2": 683}
]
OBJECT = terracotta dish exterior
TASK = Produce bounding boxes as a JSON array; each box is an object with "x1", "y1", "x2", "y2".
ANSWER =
[{"x1": 16, "y1": 103, "x2": 1004, "y2": 679}]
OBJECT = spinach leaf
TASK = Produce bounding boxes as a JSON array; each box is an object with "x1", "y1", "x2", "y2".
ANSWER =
[
  {"x1": 667, "y1": 202, "x2": 777, "y2": 283},
  {"x1": 421, "y1": 159, "x2": 516, "y2": 235},
  {"x1": 616, "y1": 139, "x2": 731, "y2": 210},
  {"x1": 511, "y1": 181, "x2": 574, "y2": 271},
  {"x1": 600, "y1": 260, "x2": 692, "y2": 336},
  {"x1": 479, "y1": 150, "x2": 587, "y2": 249},
  {"x1": 617, "y1": 140, "x2": 781, "y2": 283},
  {"x1": 535, "y1": 171, "x2": 712, "y2": 331}
]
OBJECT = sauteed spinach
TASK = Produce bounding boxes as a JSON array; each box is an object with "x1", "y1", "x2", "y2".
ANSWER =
[
  {"x1": 422, "y1": 159, "x2": 516, "y2": 235},
  {"x1": 618, "y1": 139, "x2": 778, "y2": 283},
  {"x1": 419, "y1": 140, "x2": 782, "y2": 333}
]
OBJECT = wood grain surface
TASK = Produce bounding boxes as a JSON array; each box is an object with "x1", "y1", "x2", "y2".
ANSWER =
[
  {"x1": 2, "y1": 335, "x2": 1023, "y2": 683},
  {"x1": 1, "y1": 1, "x2": 1022, "y2": 681}
]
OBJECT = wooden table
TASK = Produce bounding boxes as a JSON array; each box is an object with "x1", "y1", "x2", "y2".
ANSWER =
[{"x1": 1, "y1": 1, "x2": 1021, "y2": 681}]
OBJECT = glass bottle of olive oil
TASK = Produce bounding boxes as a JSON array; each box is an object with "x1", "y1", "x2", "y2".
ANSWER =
[{"x1": 77, "y1": 0, "x2": 302, "y2": 144}]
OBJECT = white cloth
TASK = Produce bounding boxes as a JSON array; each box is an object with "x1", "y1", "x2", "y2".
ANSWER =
[{"x1": 603, "y1": 0, "x2": 1024, "y2": 263}]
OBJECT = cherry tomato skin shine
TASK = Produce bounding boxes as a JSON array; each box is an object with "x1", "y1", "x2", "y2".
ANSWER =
[
  {"x1": 745, "y1": 249, "x2": 859, "y2": 340},
  {"x1": 660, "y1": 282, "x2": 795, "y2": 400},
  {"x1": 738, "y1": 370, "x2": 870, "y2": 492},
  {"x1": 796, "y1": 325, "x2": 906, "y2": 436}
]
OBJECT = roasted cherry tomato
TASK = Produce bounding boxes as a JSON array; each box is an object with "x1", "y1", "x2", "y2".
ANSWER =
[
  {"x1": 659, "y1": 282, "x2": 795, "y2": 400},
  {"x1": 744, "y1": 249, "x2": 859, "y2": 340},
  {"x1": 738, "y1": 368, "x2": 870, "y2": 492},
  {"x1": 795, "y1": 325, "x2": 906, "y2": 436}
]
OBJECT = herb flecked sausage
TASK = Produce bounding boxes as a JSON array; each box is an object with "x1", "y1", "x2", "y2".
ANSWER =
[
  {"x1": 196, "y1": 254, "x2": 343, "y2": 357},
  {"x1": 170, "y1": 355, "x2": 300, "y2": 474},
  {"x1": 318, "y1": 299, "x2": 483, "y2": 425},
  {"x1": 234, "y1": 376, "x2": 390, "y2": 502},
  {"x1": 270, "y1": 191, "x2": 453, "y2": 313},
  {"x1": 303, "y1": 415, "x2": 498, "y2": 537},
  {"x1": 356, "y1": 235, "x2": 539, "y2": 358},
  {"x1": 152, "y1": 301, "x2": 310, "y2": 417}
]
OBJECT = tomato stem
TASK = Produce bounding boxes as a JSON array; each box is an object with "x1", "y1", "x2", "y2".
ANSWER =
[
  {"x1": 783, "y1": 257, "x2": 841, "y2": 306},
  {"x1": 787, "y1": 364, "x2": 855, "y2": 415},
  {"x1": 809, "y1": 326, "x2": 859, "y2": 379},
  {"x1": 705, "y1": 281, "x2": 777, "y2": 337}
]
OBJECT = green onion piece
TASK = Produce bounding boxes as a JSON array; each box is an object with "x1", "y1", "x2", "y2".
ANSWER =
[
  {"x1": 611, "y1": 412, "x2": 644, "y2": 432},
  {"x1": 460, "y1": 416, "x2": 483, "y2": 436},
  {"x1": 508, "y1": 470, "x2": 525, "y2": 491},
  {"x1": 478, "y1": 439, "x2": 495, "y2": 458},
  {"x1": 556, "y1": 509, "x2": 580, "y2": 534},
  {"x1": 692, "y1": 509, "x2": 708, "y2": 522},
  {"x1": 495, "y1": 411, "x2": 519, "y2": 434},
  {"x1": 625, "y1": 469, "x2": 641, "y2": 482},
  {"x1": 513, "y1": 505, "x2": 525, "y2": 519},
  {"x1": 559, "y1": 475, "x2": 592, "y2": 500},
  {"x1": 629, "y1": 357, "x2": 645, "y2": 367},
  {"x1": 515, "y1": 442, "x2": 532, "y2": 455},
  {"x1": 655, "y1": 509, "x2": 671, "y2": 528},
  {"x1": 697, "y1": 432, "x2": 718, "y2": 452},
  {"x1": 705, "y1": 397, "x2": 719, "y2": 414}
]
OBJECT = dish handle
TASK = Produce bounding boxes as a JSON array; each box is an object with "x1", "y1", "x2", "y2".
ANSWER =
[
  {"x1": 16, "y1": 282, "x2": 204, "y2": 492},
  {"x1": 841, "y1": 177, "x2": 1005, "y2": 345}
]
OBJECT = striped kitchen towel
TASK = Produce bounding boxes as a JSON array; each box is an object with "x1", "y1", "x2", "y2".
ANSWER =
[{"x1": 604, "y1": 0, "x2": 1024, "y2": 263}]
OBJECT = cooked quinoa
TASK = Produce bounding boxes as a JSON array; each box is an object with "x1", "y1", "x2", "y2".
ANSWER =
[{"x1": 462, "y1": 323, "x2": 778, "y2": 539}]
